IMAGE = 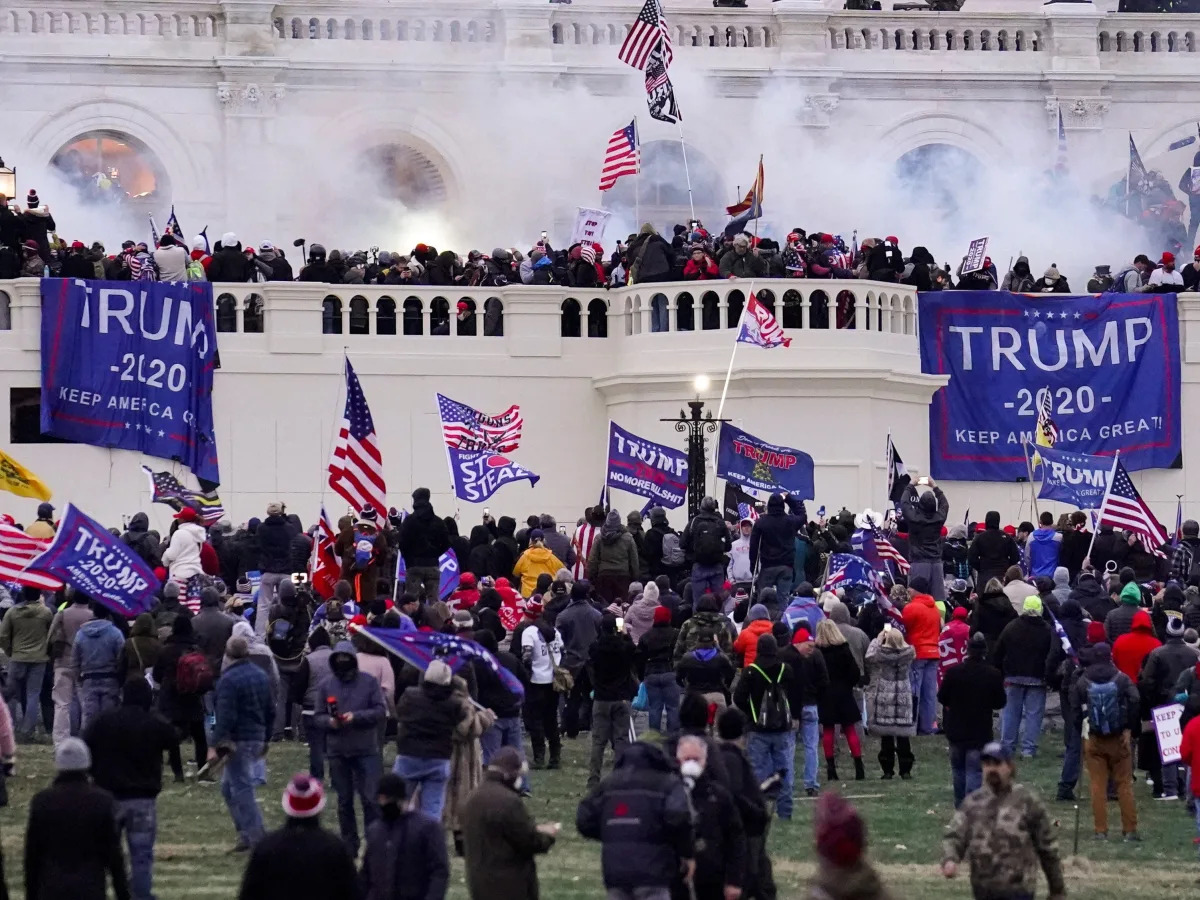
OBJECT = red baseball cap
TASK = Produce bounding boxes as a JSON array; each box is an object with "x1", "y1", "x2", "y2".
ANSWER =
[{"x1": 1160, "y1": 251, "x2": 1175, "y2": 265}]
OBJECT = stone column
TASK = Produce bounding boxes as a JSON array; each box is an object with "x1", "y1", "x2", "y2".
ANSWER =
[
  {"x1": 215, "y1": 79, "x2": 287, "y2": 242},
  {"x1": 497, "y1": 0, "x2": 554, "y2": 65}
]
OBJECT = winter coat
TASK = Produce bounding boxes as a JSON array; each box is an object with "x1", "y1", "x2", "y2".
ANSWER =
[
  {"x1": 588, "y1": 632, "x2": 637, "y2": 702},
  {"x1": 461, "y1": 771, "x2": 555, "y2": 900},
  {"x1": 587, "y1": 527, "x2": 639, "y2": 580},
  {"x1": 900, "y1": 485, "x2": 948, "y2": 561},
  {"x1": 686, "y1": 771, "x2": 747, "y2": 894},
  {"x1": 676, "y1": 647, "x2": 735, "y2": 700},
  {"x1": 1000, "y1": 257, "x2": 1036, "y2": 293},
  {"x1": 673, "y1": 609, "x2": 735, "y2": 663},
  {"x1": 993, "y1": 614, "x2": 1053, "y2": 682},
  {"x1": 1140, "y1": 638, "x2": 1198, "y2": 707},
  {"x1": 446, "y1": 678, "x2": 496, "y2": 832},
  {"x1": 192, "y1": 606, "x2": 237, "y2": 674},
  {"x1": 240, "y1": 820, "x2": 359, "y2": 900},
  {"x1": 512, "y1": 546, "x2": 565, "y2": 599},
  {"x1": 213, "y1": 657, "x2": 273, "y2": 744},
  {"x1": 72, "y1": 619, "x2": 125, "y2": 679},
  {"x1": 207, "y1": 243, "x2": 253, "y2": 282},
  {"x1": 1069, "y1": 659, "x2": 1140, "y2": 733},
  {"x1": 938, "y1": 656, "x2": 1006, "y2": 748},
  {"x1": 121, "y1": 513, "x2": 161, "y2": 568},
  {"x1": 1112, "y1": 609, "x2": 1161, "y2": 682},
  {"x1": 1105, "y1": 583, "x2": 1144, "y2": 643},
  {"x1": 625, "y1": 592, "x2": 659, "y2": 645},
  {"x1": 1060, "y1": 529, "x2": 1091, "y2": 582},
  {"x1": 393, "y1": 678, "x2": 465, "y2": 760},
  {"x1": 399, "y1": 501, "x2": 451, "y2": 568},
  {"x1": 900, "y1": 593, "x2": 941, "y2": 660},
  {"x1": 636, "y1": 621, "x2": 678, "y2": 677},
  {"x1": 627, "y1": 232, "x2": 674, "y2": 283},
  {"x1": 783, "y1": 594, "x2": 824, "y2": 636},
  {"x1": 25, "y1": 773, "x2": 129, "y2": 900},
  {"x1": 749, "y1": 494, "x2": 806, "y2": 570},
  {"x1": 0, "y1": 600, "x2": 52, "y2": 663},
  {"x1": 256, "y1": 513, "x2": 297, "y2": 574},
  {"x1": 162, "y1": 522, "x2": 207, "y2": 582},
  {"x1": 778, "y1": 641, "x2": 829, "y2": 709},
  {"x1": 122, "y1": 614, "x2": 162, "y2": 680},
  {"x1": 718, "y1": 248, "x2": 766, "y2": 279},
  {"x1": 21, "y1": 206, "x2": 56, "y2": 262},
  {"x1": 865, "y1": 641, "x2": 916, "y2": 737},
  {"x1": 733, "y1": 652, "x2": 796, "y2": 733},
  {"x1": 153, "y1": 634, "x2": 205, "y2": 726},
  {"x1": 817, "y1": 643, "x2": 862, "y2": 725},
  {"x1": 969, "y1": 589, "x2": 1017, "y2": 660},
  {"x1": 824, "y1": 599, "x2": 870, "y2": 673},
  {"x1": 968, "y1": 521, "x2": 1020, "y2": 586},
  {"x1": 153, "y1": 244, "x2": 189, "y2": 282},
  {"x1": 84, "y1": 699, "x2": 180, "y2": 800},
  {"x1": 732, "y1": 618, "x2": 774, "y2": 668},
  {"x1": 1025, "y1": 528, "x2": 1062, "y2": 578},
  {"x1": 357, "y1": 810, "x2": 448, "y2": 900},
  {"x1": 1070, "y1": 575, "x2": 1114, "y2": 624}
]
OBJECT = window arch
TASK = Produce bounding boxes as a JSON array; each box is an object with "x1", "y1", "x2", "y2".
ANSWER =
[
  {"x1": 402, "y1": 297, "x2": 422, "y2": 335},
  {"x1": 50, "y1": 130, "x2": 169, "y2": 209},
  {"x1": 603, "y1": 140, "x2": 725, "y2": 230},
  {"x1": 243, "y1": 294, "x2": 263, "y2": 333},
  {"x1": 587, "y1": 298, "x2": 608, "y2": 337},
  {"x1": 359, "y1": 143, "x2": 450, "y2": 210},
  {"x1": 377, "y1": 297, "x2": 396, "y2": 335},
  {"x1": 216, "y1": 294, "x2": 238, "y2": 332},
  {"x1": 561, "y1": 298, "x2": 581, "y2": 337},
  {"x1": 894, "y1": 144, "x2": 984, "y2": 220},
  {"x1": 348, "y1": 296, "x2": 370, "y2": 334},
  {"x1": 322, "y1": 296, "x2": 343, "y2": 334}
]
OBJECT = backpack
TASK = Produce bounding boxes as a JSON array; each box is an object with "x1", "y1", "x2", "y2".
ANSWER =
[
  {"x1": 186, "y1": 257, "x2": 205, "y2": 281},
  {"x1": 1181, "y1": 542, "x2": 1200, "y2": 583},
  {"x1": 692, "y1": 520, "x2": 724, "y2": 566},
  {"x1": 1086, "y1": 679, "x2": 1124, "y2": 736},
  {"x1": 662, "y1": 532, "x2": 686, "y2": 568},
  {"x1": 353, "y1": 526, "x2": 377, "y2": 571},
  {"x1": 176, "y1": 649, "x2": 215, "y2": 695},
  {"x1": 268, "y1": 616, "x2": 304, "y2": 659},
  {"x1": 748, "y1": 663, "x2": 791, "y2": 731}
]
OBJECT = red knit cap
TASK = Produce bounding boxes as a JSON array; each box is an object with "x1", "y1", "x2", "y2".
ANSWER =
[
  {"x1": 282, "y1": 773, "x2": 325, "y2": 818},
  {"x1": 952, "y1": 607, "x2": 968, "y2": 621},
  {"x1": 1086, "y1": 620, "x2": 1106, "y2": 645},
  {"x1": 815, "y1": 791, "x2": 865, "y2": 867},
  {"x1": 792, "y1": 627, "x2": 812, "y2": 645},
  {"x1": 653, "y1": 606, "x2": 672, "y2": 625}
]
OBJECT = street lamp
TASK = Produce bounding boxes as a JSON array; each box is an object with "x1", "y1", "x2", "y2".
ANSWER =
[
  {"x1": 0, "y1": 158, "x2": 15, "y2": 202},
  {"x1": 662, "y1": 376, "x2": 729, "y2": 521}
]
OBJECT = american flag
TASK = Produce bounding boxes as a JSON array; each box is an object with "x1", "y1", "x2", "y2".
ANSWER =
[
  {"x1": 872, "y1": 525, "x2": 910, "y2": 575},
  {"x1": 328, "y1": 357, "x2": 386, "y2": 515},
  {"x1": 437, "y1": 393, "x2": 523, "y2": 453},
  {"x1": 142, "y1": 466, "x2": 224, "y2": 525},
  {"x1": 0, "y1": 524, "x2": 62, "y2": 591},
  {"x1": 644, "y1": 43, "x2": 680, "y2": 124},
  {"x1": 598, "y1": 120, "x2": 640, "y2": 192},
  {"x1": 618, "y1": 0, "x2": 672, "y2": 70},
  {"x1": 1036, "y1": 387, "x2": 1059, "y2": 447},
  {"x1": 737, "y1": 293, "x2": 791, "y2": 350},
  {"x1": 1098, "y1": 459, "x2": 1168, "y2": 557}
]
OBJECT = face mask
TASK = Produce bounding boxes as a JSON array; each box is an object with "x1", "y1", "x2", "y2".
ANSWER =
[
  {"x1": 380, "y1": 801, "x2": 401, "y2": 822},
  {"x1": 331, "y1": 659, "x2": 356, "y2": 681},
  {"x1": 679, "y1": 760, "x2": 704, "y2": 780}
]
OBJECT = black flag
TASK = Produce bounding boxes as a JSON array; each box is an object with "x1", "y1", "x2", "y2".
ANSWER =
[
  {"x1": 887, "y1": 436, "x2": 910, "y2": 506},
  {"x1": 723, "y1": 482, "x2": 761, "y2": 523},
  {"x1": 644, "y1": 41, "x2": 681, "y2": 124}
]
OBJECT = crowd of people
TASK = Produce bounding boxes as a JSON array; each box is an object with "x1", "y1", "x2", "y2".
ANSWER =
[{"x1": 3, "y1": 479, "x2": 1200, "y2": 898}]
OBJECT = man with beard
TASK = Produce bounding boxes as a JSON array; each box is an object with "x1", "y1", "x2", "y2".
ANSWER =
[{"x1": 941, "y1": 742, "x2": 1065, "y2": 900}]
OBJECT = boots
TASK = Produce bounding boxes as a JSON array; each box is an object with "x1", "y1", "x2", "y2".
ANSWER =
[
  {"x1": 878, "y1": 751, "x2": 894, "y2": 780},
  {"x1": 854, "y1": 757, "x2": 866, "y2": 781},
  {"x1": 826, "y1": 758, "x2": 839, "y2": 782}
]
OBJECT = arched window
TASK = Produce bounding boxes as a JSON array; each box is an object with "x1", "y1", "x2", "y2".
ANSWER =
[
  {"x1": 0, "y1": 290, "x2": 10, "y2": 331},
  {"x1": 348, "y1": 296, "x2": 370, "y2": 334},
  {"x1": 243, "y1": 295, "x2": 263, "y2": 333},
  {"x1": 603, "y1": 140, "x2": 726, "y2": 230},
  {"x1": 561, "y1": 298, "x2": 581, "y2": 337},
  {"x1": 484, "y1": 297, "x2": 503, "y2": 336},
  {"x1": 216, "y1": 294, "x2": 238, "y2": 332},
  {"x1": 894, "y1": 144, "x2": 984, "y2": 222},
  {"x1": 322, "y1": 296, "x2": 343, "y2": 334},
  {"x1": 402, "y1": 297, "x2": 422, "y2": 335},
  {"x1": 360, "y1": 143, "x2": 450, "y2": 210},
  {"x1": 50, "y1": 130, "x2": 169, "y2": 209},
  {"x1": 430, "y1": 297, "x2": 450, "y2": 335},
  {"x1": 587, "y1": 299, "x2": 608, "y2": 337},
  {"x1": 377, "y1": 297, "x2": 396, "y2": 335}
]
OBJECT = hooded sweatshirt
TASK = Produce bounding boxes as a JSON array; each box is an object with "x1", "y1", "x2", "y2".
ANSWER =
[
  {"x1": 900, "y1": 592, "x2": 941, "y2": 660},
  {"x1": 313, "y1": 641, "x2": 388, "y2": 758},
  {"x1": 162, "y1": 521, "x2": 207, "y2": 582},
  {"x1": 1104, "y1": 582, "x2": 1144, "y2": 643},
  {"x1": 1112, "y1": 609, "x2": 1161, "y2": 681},
  {"x1": 512, "y1": 544, "x2": 565, "y2": 598},
  {"x1": 1025, "y1": 527, "x2": 1062, "y2": 578},
  {"x1": 587, "y1": 511, "x2": 639, "y2": 580},
  {"x1": 625, "y1": 582, "x2": 661, "y2": 644}
]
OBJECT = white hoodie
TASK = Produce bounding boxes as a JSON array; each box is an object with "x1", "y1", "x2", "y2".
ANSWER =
[
  {"x1": 162, "y1": 521, "x2": 206, "y2": 581},
  {"x1": 727, "y1": 534, "x2": 753, "y2": 583}
]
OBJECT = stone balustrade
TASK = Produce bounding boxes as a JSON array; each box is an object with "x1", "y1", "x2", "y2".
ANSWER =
[{"x1": 0, "y1": 2, "x2": 222, "y2": 37}]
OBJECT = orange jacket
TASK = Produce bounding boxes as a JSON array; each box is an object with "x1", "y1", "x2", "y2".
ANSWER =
[
  {"x1": 734, "y1": 619, "x2": 774, "y2": 668},
  {"x1": 901, "y1": 593, "x2": 942, "y2": 660}
]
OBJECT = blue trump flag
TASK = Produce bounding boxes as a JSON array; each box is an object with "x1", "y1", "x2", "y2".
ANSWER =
[
  {"x1": 40, "y1": 279, "x2": 220, "y2": 485},
  {"x1": 26, "y1": 503, "x2": 158, "y2": 618},
  {"x1": 447, "y1": 448, "x2": 540, "y2": 503},
  {"x1": 438, "y1": 549, "x2": 460, "y2": 601},
  {"x1": 356, "y1": 626, "x2": 524, "y2": 699},
  {"x1": 606, "y1": 422, "x2": 688, "y2": 510},
  {"x1": 716, "y1": 422, "x2": 815, "y2": 499},
  {"x1": 918, "y1": 291, "x2": 1180, "y2": 481},
  {"x1": 1031, "y1": 444, "x2": 1112, "y2": 509}
]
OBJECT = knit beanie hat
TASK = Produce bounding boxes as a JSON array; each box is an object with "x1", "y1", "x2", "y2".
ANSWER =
[
  {"x1": 815, "y1": 791, "x2": 866, "y2": 867},
  {"x1": 747, "y1": 603, "x2": 770, "y2": 623},
  {"x1": 1166, "y1": 613, "x2": 1185, "y2": 638},
  {"x1": 1185, "y1": 628, "x2": 1199, "y2": 650},
  {"x1": 1022, "y1": 596, "x2": 1043, "y2": 616},
  {"x1": 26, "y1": 189, "x2": 39, "y2": 208},
  {"x1": 1086, "y1": 620, "x2": 1107, "y2": 645},
  {"x1": 653, "y1": 606, "x2": 672, "y2": 625},
  {"x1": 282, "y1": 773, "x2": 326, "y2": 818},
  {"x1": 55, "y1": 737, "x2": 91, "y2": 772},
  {"x1": 424, "y1": 659, "x2": 453, "y2": 687},
  {"x1": 1092, "y1": 641, "x2": 1112, "y2": 662}
]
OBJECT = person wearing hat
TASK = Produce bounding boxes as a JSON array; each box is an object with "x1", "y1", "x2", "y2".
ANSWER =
[
  {"x1": 808, "y1": 791, "x2": 893, "y2": 900},
  {"x1": 237, "y1": 773, "x2": 359, "y2": 900},
  {"x1": 1138, "y1": 613, "x2": 1194, "y2": 798},
  {"x1": 1070, "y1": 641, "x2": 1141, "y2": 840},
  {"x1": 20, "y1": 188, "x2": 55, "y2": 264},
  {"x1": 726, "y1": 515, "x2": 754, "y2": 593},
  {"x1": 83, "y1": 677, "x2": 181, "y2": 900},
  {"x1": 206, "y1": 231, "x2": 253, "y2": 282},
  {"x1": 399, "y1": 488, "x2": 451, "y2": 600},
  {"x1": 1087, "y1": 263, "x2": 1115, "y2": 293},
  {"x1": 941, "y1": 740, "x2": 1065, "y2": 899},
  {"x1": 637, "y1": 604, "x2": 680, "y2": 736},
  {"x1": 1032, "y1": 264, "x2": 1071, "y2": 293},
  {"x1": 1147, "y1": 250, "x2": 1184, "y2": 290},
  {"x1": 900, "y1": 478, "x2": 950, "y2": 604},
  {"x1": 733, "y1": 603, "x2": 775, "y2": 669},
  {"x1": 0, "y1": 584, "x2": 53, "y2": 741},
  {"x1": 254, "y1": 241, "x2": 293, "y2": 282},
  {"x1": 937, "y1": 633, "x2": 1006, "y2": 808},
  {"x1": 254, "y1": 501, "x2": 297, "y2": 636},
  {"x1": 60, "y1": 239, "x2": 94, "y2": 279},
  {"x1": 161, "y1": 506, "x2": 207, "y2": 597},
  {"x1": 1184, "y1": 245, "x2": 1200, "y2": 292},
  {"x1": 359, "y1": 773, "x2": 449, "y2": 900},
  {"x1": 1001, "y1": 255, "x2": 1036, "y2": 293},
  {"x1": 392, "y1": 659, "x2": 465, "y2": 822},
  {"x1": 24, "y1": 501, "x2": 55, "y2": 540},
  {"x1": 993, "y1": 596, "x2": 1053, "y2": 758},
  {"x1": 25, "y1": 736, "x2": 130, "y2": 900}
]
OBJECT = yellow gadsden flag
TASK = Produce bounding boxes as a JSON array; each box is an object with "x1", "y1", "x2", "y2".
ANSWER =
[{"x1": 0, "y1": 449, "x2": 51, "y2": 501}]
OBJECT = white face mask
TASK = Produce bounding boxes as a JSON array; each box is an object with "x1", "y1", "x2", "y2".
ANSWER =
[{"x1": 679, "y1": 760, "x2": 704, "y2": 780}]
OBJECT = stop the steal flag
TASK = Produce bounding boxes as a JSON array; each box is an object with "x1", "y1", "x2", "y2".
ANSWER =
[{"x1": 447, "y1": 448, "x2": 540, "y2": 503}]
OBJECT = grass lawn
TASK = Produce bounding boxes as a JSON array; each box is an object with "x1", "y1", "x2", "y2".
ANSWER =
[{"x1": 1, "y1": 729, "x2": 1197, "y2": 899}]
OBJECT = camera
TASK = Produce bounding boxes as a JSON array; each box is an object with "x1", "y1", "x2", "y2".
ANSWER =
[{"x1": 290, "y1": 572, "x2": 309, "y2": 584}]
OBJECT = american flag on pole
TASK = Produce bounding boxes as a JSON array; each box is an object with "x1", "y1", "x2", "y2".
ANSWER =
[
  {"x1": 644, "y1": 43, "x2": 681, "y2": 124},
  {"x1": 598, "y1": 120, "x2": 640, "y2": 192},
  {"x1": 0, "y1": 524, "x2": 62, "y2": 591},
  {"x1": 437, "y1": 393, "x2": 523, "y2": 453},
  {"x1": 618, "y1": 0, "x2": 672, "y2": 70},
  {"x1": 872, "y1": 525, "x2": 910, "y2": 575},
  {"x1": 1098, "y1": 458, "x2": 1168, "y2": 557},
  {"x1": 737, "y1": 293, "x2": 791, "y2": 349},
  {"x1": 328, "y1": 357, "x2": 386, "y2": 514}
]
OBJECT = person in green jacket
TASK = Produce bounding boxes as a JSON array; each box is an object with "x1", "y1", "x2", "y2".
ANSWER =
[
  {"x1": 0, "y1": 586, "x2": 53, "y2": 740},
  {"x1": 587, "y1": 511, "x2": 640, "y2": 606}
]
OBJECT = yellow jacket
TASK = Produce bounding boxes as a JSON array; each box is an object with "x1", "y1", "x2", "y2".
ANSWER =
[{"x1": 512, "y1": 545, "x2": 565, "y2": 598}]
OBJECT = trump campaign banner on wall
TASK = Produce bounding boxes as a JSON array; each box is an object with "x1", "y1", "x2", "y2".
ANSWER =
[
  {"x1": 919, "y1": 291, "x2": 1180, "y2": 481},
  {"x1": 40, "y1": 279, "x2": 220, "y2": 485},
  {"x1": 605, "y1": 422, "x2": 688, "y2": 509}
]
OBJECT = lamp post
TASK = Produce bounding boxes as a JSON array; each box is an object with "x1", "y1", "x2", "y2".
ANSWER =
[
  {"x1": 661, "y1": 375, "x2": 729, "y2": 521},
  {"x1": 0, "y1": 158, "x2": 15, "y2": 203}
]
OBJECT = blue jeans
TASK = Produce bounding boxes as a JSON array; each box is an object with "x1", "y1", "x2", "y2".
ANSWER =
[
  {"x1": 7, "y1": 661, "x2": 46, "y2": 736},
  {"x1": 799, "y1": 705, "x2": 820, "y2": 791},
  {"x1": 690, "y1": 564, "x2": 724, "y2": 601},
  {"x1": 909, "y1": 659, "x2": 938, "y2": 735},
  {"x1": 747, "y1": 729, "x2": 796, "y2": 819},
  {"x1": 758, "y1": 565, "x2": 793, "y2": 600},
  {"x1": 116, "y1": 797, "x2": 157, "y2": 900},
  {"x1": 329, "y1": 753, "x2": 381, "y2": 855},
  {"x1": 651, "y1": 294, "x2": 669, "y2": 332},
  {"x1": 644, "y1": 672, "x2": 680, "y2": 736},
  {"x1": 392, "y1": 755, "x2": 452, "y2": 821},
  {"x1": 1001, "y1": 683, "x2": 1046, "y2": 757},
  {"x1": 303, "y1": 712, "x2": 325, "y2": 779},
  {"x1": 220, "y1": 741, "x2": 265, "y2": 846},
  {"x1": 1059, "y1": 716, "x2": 1082, "y2": 793},
  {"x1": 79, "y1": 677, "x2": 120, "y2": 735},
  {"x1": 481, "y1": 717, "x2": 528, "y2": 794},
  {"x1": 949, "y1": 743, "x2": 982, "y2": 808}
]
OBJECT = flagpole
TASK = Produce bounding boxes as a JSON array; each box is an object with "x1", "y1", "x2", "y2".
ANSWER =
[
  {"x1": 1022, "y1": 437, "x2": 1040, "y2": 520},
  {"x1": 633, "y1": 116, "x2": 641, "y2": 228},
  {"x1": 715, "y1": 281, "x2": 751, "y2": 423},
  {"x1": 323, "y1": 352, "x2": 350, "y2": 520},
  {"x1": 1085, "y1": 451, "x2": 1122, "y2": 566},
  {"x1": 435, "y1": 393, "x2": 461, "y2": 519},
  {"x1": 676, "y1": 121, "x2": 696, "y2": 223}
]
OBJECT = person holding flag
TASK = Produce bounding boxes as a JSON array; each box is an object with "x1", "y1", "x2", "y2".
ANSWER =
[{"x1": 900, "y1": 477, "x2": 950, "y2": 605}]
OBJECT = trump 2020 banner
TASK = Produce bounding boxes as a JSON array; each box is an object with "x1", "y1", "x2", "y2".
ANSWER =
[
  {"x1": 26, "y1": 503, "x2": 158, "y2": 617},
  {"x1": 716, "y1": 423, "x2": 815, "y2": 500},
  {"x1": 605, "y1": 422, "x2": 688, "y2": 510},
  {"x1": 1032, "y1": 445, "x2": 1112, "y2": 509},
  {"x1": 919, "y1": 291, "x2": 1180, "y2": 481},
  {"x1": 40, "y1": 279, "x2": 220, "y2": 485},
  {"x1": 448, "y1": 448, "x2": 540, "y2": 503}
]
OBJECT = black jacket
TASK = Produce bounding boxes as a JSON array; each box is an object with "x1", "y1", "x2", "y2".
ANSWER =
[
  {"x1": 968, "y1": 590, "x2": 1018, "y2": 660},
  {"x1": 256, "y1": 513, "x2": 297, "y2": 574},
  {"x1": 394, "y1": 682, "x2": 464, "y2": 760},
  {"x1": 748, "y1": 495, "x2": 806, "y2": 570},
  {"x1": 359, "y1": 810, "x2": 450, "y2": 900},
  {"x1": 993, "y1": 614, "x2": 1053, "y2": 681},
  {"x1": 1140, "y1": 638, "x2": 1198, "y2": 707},
  {"x1": 121, "y1": 512, "x2": 161, "y2": 568},
  {"x1": 588, "y1": 632, "x2": 637, "y2": 702},
  {"x1": 733, "y1": 653, "x2": 796, "y2": 733},
  {"x1": 238, "y1": 818, "x2": 359, "y2": 900},
  {"x1": 636, "y1": 622, "x2": 678, "y2": 678},
  {"x1": 576, "y1": 742, "x2": 693, "y2": 890},
  {"x1": 716, "y1": 742, "x2": 769, "y2": 837},
  {"x1": 937, "y1": 657, "x2": 1006, "y2": 748},
  {"x1": 778, "y1": 642, "x2": 830, "y2": 708},
  {"x1": 25, "y1": 773, "x2": 130, "y2": 900},
  {"x1": 968, "y1": 523, "x2": 1020, "y2": 587},
  {"x1": 84, "y1": 703, "x2": 181, "y2": 799},
  {"x1": 1069, "y1": 575, "x2": 1115, "y2": 624},
  {"x1": 61, "y1": 251, "x2": 95, "y2": 279},
  {"x1": 900, "y1": 484, "x2": 948, "y2": 561},
  {"x1": 399, "y1": 502, "x2": 450, "y2": 568},
  {"x1": 681, "y1": 511, "x2": 731, "y2": 567},
  {"x1": 207, "y1": 243, "x2": 253, "y2": 282},
  {"x1": 688, "y1": 772, "x2": 747, "y2": 893},
  {"x1": 1089, "y1": 528, "x2": 1127, "y2": 575},
  {"x1": 488, "y1": 517, "x2": 520, "y2": 582},
  {"x1": 675, "y1": 649, "x2": 734, "y2": 699},
  {"x1": 1059, "y1": 529, "x2": 1091, "y2": 582},
  {"x1": 472, "y1": 648, "x2": 527, "y2": 720}
]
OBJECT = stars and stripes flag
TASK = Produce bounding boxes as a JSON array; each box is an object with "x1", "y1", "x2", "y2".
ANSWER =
[
  {"x1": 724, "y1": 482, "x2": 760, "y2": 523},
  {"x1": 0, "y1": 524, "x2": 62, "y2": 591},
  {"x1": 872, "y1": 525, "x2": 910, "y2": 575},
  {"x1": 824, "y1": 552, "x2": 905, "y2": 630},
  {"x1": 617, "y1": 0, "x2": 672, "y2": 70},
  {"x1": 142, "y1": 466, "x2": 224, "y2": 525},
  {"x1": 737, "y1": 293, "x2": 791, "y2": 349},
  {"x1": 437, "y1": 393, "x2": 523, "y2": 453},
  {"x1": 598, "y1": 120, "x2": 640, "y2": 192},
  {"x1": 1173, "y1": 496, "x2": 1183, "y2": 547},
  {"x1": 328, "y1": 357, "x2": 386, "y2": 515},
  {"x1": 308, "y1": 504, "x2": 340, "y2": 600},
  {"x1": 1030, "y1": 386, "x2": 1059, "y2": 468},
  {"x1": 1098, "y1": 459, "x2": 1169, "y2": 558}
]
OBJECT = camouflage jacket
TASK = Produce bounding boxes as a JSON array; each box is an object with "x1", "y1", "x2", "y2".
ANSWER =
[{"x1": 942, "y1": 783, "x2": 1065, "y2": 899}]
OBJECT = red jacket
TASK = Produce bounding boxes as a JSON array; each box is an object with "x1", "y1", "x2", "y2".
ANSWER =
[
  {"x1": 1112, "y1": 609, "x2": 1161, "y2": 681},
  {"x1": 902, "y1": 593, "x2": 942, "y2": 660},
  {"x1": 200, "y1": 541, "x2": 221, "y2": 577},
  {"x1": 682, "y1": 257, "x2": 719, "y2": 280},
  {"x1": 937, "y1": 618, "x2": 970, "y2": 685},
  {"x1": 733, "y1": 619, "x2": 774, "y2": 668},
  {"x1": 1179, "y1": 712, "x2": 1200, "y2": 798}
]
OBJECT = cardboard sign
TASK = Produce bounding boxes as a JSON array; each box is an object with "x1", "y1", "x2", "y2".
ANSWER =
[
  {"x1": 1152, "y1": 703, "x2": 1184, "y2": 764},
  {"x1": 570, "y1": 207, "x2": 611, "y2": 248}
]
